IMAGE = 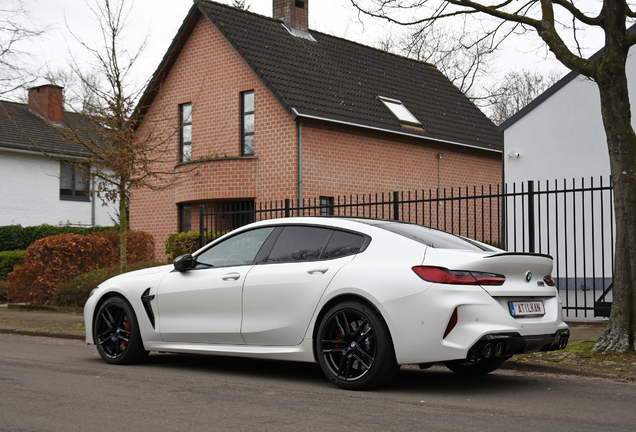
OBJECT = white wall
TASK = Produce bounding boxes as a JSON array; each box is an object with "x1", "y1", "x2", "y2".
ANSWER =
[
  {"x1": 0, "y1": 149, "x2": 117, "y2": 227},
  {"x1": 504, "y1": 52, "x2": 636, "y2": 184}
]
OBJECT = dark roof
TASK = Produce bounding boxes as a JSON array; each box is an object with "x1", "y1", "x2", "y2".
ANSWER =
[
  {"x1": 0, "y1": 100, "x2": 91, "y2": 158},
  {"x1": 141, "y1": 0, "x2": 502, "y2": 152},
  {"x1": 499, "y1": 23, "x2": 636, "y2": 132}
]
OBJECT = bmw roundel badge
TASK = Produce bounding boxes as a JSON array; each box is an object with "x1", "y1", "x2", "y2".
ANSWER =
[{"x1": 525, "y1": 271, "x2": 532, "y2": 283}]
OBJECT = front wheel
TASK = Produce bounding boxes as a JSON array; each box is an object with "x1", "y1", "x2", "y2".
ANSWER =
[
  {"x1": 316, "y1": 301, "x2": 399, "y2": 390},
  {"x1": 443, "y1": 357, "x2": 508, "y2": 376},
  {"x1": 94, "y1": 296, "x2": 148, "y2": 365}
]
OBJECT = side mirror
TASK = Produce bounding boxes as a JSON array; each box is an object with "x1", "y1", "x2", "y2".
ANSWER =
[{"x1": 173, "y1": 254, "x2": 195, "y2": 272}]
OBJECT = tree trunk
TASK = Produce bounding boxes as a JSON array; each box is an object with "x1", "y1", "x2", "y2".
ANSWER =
[
  {"x1": 592, "y1": 55, "x2": 636, "y2": 353},
  {"x1": 119, "y1": 181, "x2": 128, "y2": 274}
]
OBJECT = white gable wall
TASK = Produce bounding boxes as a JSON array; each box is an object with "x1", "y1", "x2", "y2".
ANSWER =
[
  {"x1": 501, "y1": 54, "x2": 636, "y2": 318},
  {"x1": 0, "y1": 149, "x2": 116, "y2": 227},
  {"x1": 504, "y1": 53, "x2": 636, "y2": 184}
]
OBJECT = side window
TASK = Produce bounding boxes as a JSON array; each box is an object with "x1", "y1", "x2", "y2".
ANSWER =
[
  {"x1": 241, "y1": 91, "x2": 254, "y2": 156},
  {"x1": 322, "y1": 230, "x2": 365, "y2": 259},
  {"x1": 195, "y1": 227, "x2": 274, "y2": 268},
  {"x1": 60, "y1": 162, "x2": 90, "y2": 201},
  {"x1": 180, "y1": 103, "x2": 192, "y2": 162},
  {"x1": 319, "y1": 196, "x2": 334, "y2": 215},
  {"x1": 178, "y1": 204, "x2": 191, "y2": 233},
  {"x1": 266, "y1": 226, "x2": 332, "y2": 262}
]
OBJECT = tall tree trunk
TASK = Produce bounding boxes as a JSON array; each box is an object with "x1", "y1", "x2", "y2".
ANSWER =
[
  {"x1": 119, "y1": 181, "x2": 128, "y2": 274},
  {"x1": 593, "y1": 55, "x2": 636, "y2": 352}
]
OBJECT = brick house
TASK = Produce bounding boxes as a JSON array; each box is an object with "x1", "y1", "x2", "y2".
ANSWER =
[
  {"x1": 130, "y1": 0, "x2": 503, "y2": 259},
  {"x1": 0, "y1": 85, "x2": 116, "y2": 227}
]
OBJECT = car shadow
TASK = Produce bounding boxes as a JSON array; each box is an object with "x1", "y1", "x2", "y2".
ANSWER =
[{"x1": 137, "y1": 353, "x2": 539, "y2": 394}]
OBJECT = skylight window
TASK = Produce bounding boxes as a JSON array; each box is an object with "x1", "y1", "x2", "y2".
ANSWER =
[{"x1": 379, "y1": 96, "x2": 421, "y2": 126}]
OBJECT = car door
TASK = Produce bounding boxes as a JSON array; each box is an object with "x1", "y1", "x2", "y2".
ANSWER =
[
  {"x1": 241, "y1": 226, "x2": 367, "y2": 346},
  {"x1": 156, "y1": 227, "x2": 274, "y2": 344}
]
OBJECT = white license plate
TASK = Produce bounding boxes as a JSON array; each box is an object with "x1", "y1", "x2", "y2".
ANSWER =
[{"x1": 509, "y1": 300, "x2": 545, "y2": 317}]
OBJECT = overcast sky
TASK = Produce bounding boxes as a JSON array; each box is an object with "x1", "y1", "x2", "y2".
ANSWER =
[{"x1": 16, "y1": 0, "x2": 584, "y2": 103}]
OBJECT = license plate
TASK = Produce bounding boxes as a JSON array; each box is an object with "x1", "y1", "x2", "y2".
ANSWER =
[{"x1": 509, "y1": 300, "x2": 545, "y2": 317}]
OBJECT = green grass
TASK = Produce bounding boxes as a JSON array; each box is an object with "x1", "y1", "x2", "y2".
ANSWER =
[{"x1": 563, "y1": 341, "x2": 636, "y2": 363}]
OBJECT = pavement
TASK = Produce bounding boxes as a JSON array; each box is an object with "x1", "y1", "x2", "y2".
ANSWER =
[{"x1": 1, "y1": 303, "x2": 634, "y2": 382}]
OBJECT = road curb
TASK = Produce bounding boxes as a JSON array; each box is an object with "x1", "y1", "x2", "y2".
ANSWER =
[
  {"x1": 0, "y1": 328, "x2": 85, "y2": 340},
  {"x1": 502, "y1": 358, "x2": 636, "y2": 381}
]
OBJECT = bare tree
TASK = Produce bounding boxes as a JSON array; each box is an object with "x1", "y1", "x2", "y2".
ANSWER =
[
  {"x1": 0, "y1": 0, "x2": 43, "y2": 95},
  {"x1": 54, "y1": 0, "x2": 192, "y2": 273},
  {"x1": 351, "y1": 0, "x2": 636, "y2": 353},
  {"x1": 488, "y1": 69, "x2": 561, "y2": 125},
  {"x1": 385, "y1": 18, "x2": 504, "y2": 104},
  {"x1": 231, "y1": 0, "x2": 251, "y2": 10}
]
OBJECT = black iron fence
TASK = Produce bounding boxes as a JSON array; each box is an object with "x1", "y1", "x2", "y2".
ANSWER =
[{"x1": 200, "y1": 177, "x2": 614, "y2": 319}]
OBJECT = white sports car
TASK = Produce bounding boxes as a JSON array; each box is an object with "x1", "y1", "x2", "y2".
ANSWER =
[{"x1": 84, "y1": 217, "x2": 569, "y2": 390}]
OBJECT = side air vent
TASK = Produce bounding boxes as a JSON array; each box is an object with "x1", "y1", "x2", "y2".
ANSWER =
[{"x1": 141, "y1": 288, "x2": 155, "y2": 329}]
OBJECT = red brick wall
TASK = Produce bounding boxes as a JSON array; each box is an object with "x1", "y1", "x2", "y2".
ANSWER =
[
  {"x1": 130, "y1": 15, "x2": 502, "y2": 260},
  {"x1": 300, "y1": 122, "x2": 501, "y2": 197}
]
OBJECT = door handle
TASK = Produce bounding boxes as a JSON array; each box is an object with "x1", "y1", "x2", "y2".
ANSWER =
[
  {"x1": 307, "y1": 268, "x2": 328, "y2": 275},
  {"x1": 222, "y1": 272, "x2": 241, "y2": 281}
]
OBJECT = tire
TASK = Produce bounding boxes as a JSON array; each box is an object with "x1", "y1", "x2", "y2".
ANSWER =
[
  {"x1": 443, "y1": 357, "x2": 509, "y2": 376},
  {"x1": 94, "y1": 296, "x2": 148, "y2": 365},
  {"x1": 316, "y1": 300, "x2": 399, "y2": 390}
]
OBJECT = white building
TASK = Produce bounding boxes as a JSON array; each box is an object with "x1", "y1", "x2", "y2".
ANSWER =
[{"x1": 0, "y1": 85, "x2": 116, "y2": 227}]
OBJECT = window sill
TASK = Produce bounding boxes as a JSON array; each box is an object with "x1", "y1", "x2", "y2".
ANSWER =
[
  {"x1": 60, "y1": 196, "x2": 90, "y2": 202},
  {"x1": 176, "y1": 155, "x2": 259, "y2": 168}
]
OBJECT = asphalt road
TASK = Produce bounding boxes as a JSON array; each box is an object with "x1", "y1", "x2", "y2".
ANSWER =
[{"x1": 1, "y1": 334, "x2": 634, "y2": 432}]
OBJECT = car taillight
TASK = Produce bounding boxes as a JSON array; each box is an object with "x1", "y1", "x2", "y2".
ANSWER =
[
  {"x1": 543, "y1": 275, "x2": 555, "y2": 286},
  {"x1": 412, "y1": 266, "x2": 505, "y2": 286}
]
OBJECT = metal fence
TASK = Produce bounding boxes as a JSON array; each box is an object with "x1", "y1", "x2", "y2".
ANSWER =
[{"x1": 199, "y1": 177, "x2": 615, "y2": 319}]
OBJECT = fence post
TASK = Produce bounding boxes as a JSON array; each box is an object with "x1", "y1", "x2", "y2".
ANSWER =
[
  {"x1": 285, "y1": 199, "x2": 290, "y2": 218},
  {"x1": 199, "y1": 204, "x2": 205, "y2": 249},
  {"x1": 528, "y1": 181, "x2": 535, "y2": 253},
  {"x1": 393, "y1": 191, "x2": 399, "y2": 221}
]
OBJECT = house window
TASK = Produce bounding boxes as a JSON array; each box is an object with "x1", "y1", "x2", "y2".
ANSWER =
[
  {"x1": 60, "y1": 163, "x2": 90, "y2": 201},
  {"x1": 319, "y1": 196, "x2": 334, "y2": 216},
  {"x1": 180, "y1": 103, "x2": 192, "y2": 162},
  {"x1": 378, "y1": 96, "x2": 421, "y2": 126},
  {"x1": 241, "y1": 91, "x2": 255, "y2": 156},
  {"x1": 179, "y1": 204, "x2": 191, "y2": 232}
]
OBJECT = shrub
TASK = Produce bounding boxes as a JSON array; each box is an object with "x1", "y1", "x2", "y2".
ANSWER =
[
  {"x1": 165, "y1": 231, "x2": 224, "y2": 263},
  {"x1": 53, "y1": 261, "x2": 165, "y2": 307},
  {"x1": 6, "y1": 230, "x2": 154, "y2": 304},
  {"x1": 91, "y1": 230, "x2": 155, "y2": 264},
  {"x1": 0, "y1": 224, "x2": 119, "y2": 252},
  {"x1": 0, "y1": 250, "x2": 27, "y2": 280},
  {"x1": 0, "y1": 280, "x2": 6, "y2": 303}
]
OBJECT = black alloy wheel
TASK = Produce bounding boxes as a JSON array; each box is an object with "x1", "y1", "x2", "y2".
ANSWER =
[
  {"x1": 94, "y1": 296, "x2": 148, "y2": 365},
  {"x1": 316, "y1": 300, "x2": 399, "y2": 390}
]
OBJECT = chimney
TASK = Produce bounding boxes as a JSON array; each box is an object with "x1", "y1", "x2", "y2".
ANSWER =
[
  {"x1": 28, "y1": 84, "x2": 64, "y2": 124},
  {"x1": 274, "y1": 0, "x2": 309, "y2": 32}
]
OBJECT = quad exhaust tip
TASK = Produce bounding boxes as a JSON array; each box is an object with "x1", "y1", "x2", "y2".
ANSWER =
[{"x1": 482, "y1": 341, "x2": 506, "y2": 358}]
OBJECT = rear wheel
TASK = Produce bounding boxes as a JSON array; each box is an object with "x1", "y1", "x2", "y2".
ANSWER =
[
  {"x1": 443, "y1": 357, "x2": 508, "y2": 376},
  {"x1": 94, "y1": 296, "x2": 148, "y2": 365},
  {"x1": 316, "y1": 301, "x2": 399, "y2": 390}
]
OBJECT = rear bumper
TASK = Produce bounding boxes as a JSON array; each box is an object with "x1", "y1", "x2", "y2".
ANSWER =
[{"x1": 466, "y1": 329, "x2": 570, "y2": 361}]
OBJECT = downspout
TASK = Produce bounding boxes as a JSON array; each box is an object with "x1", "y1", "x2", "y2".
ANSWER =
[
  {"x1": 91, "y1": 168, "x2": 96, "y2": 227},
  {"x1": 298, "y1": 121, "x2": 303, "y2": 205}
]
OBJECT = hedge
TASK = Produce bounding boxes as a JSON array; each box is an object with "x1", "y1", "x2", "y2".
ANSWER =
[
  {"x1": 165, "y1": 231, "x2": 224, "y2": 263},
  {"x1": 54, "y1": 261, "x2": 165, "y2": 307},
  {"x1": 0, "y1": 224, "x2": 118, "y2": 252},
  {"x1": 0, "y1": 250, "x2": 27, "y2": 280},
  {"x1": 7, "y1": 230, "x2": 155, "y2": 304}
]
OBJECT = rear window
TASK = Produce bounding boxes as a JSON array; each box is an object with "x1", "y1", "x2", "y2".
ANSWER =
[{"x1": 367, "y1": 221, "x2": 494, "y2": 251}]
